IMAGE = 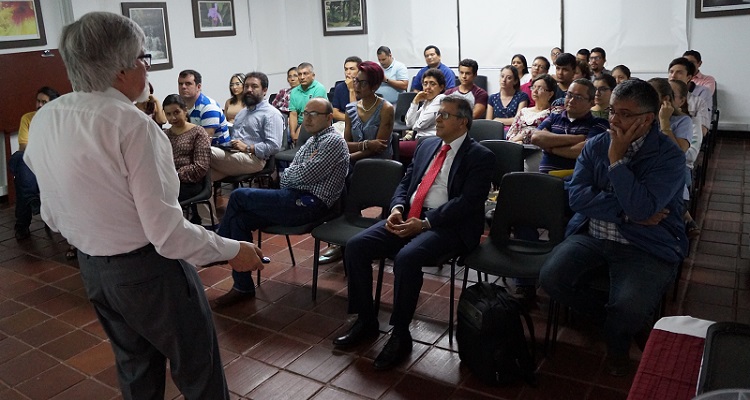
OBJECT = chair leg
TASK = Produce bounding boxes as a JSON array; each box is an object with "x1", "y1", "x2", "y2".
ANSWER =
[
  {"x1": 449, "y1": 259, "x2": 456, "y2": 344},
  {"x1": 672, "y1": 260, "x2": 683, "y2": 301},
  {"x1": 374, "y1": 259, "x2": 385, "y2": 315},
  {"x1": 312, "y1": 238, "x2": 320, "y2": 300},
  {"x1": 462, "y1": 267, "x2": 469, "y2": 291},
  {"x1": 256, "y1": 230, "x2": 262, "y2": 286},
  {"x1": 544, "y1": 300, "x2": 560, "y2": 356},
  {"x1": 285, "y1": 235, "x2": 295, "y2": 266}
]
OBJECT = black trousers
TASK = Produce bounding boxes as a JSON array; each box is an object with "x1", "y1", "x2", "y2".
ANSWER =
[
  {"x1": 344, "y1": 220, "x2": 464, "y2": 329},
  {"x1": 78, "y1": 245, "x2": 228, "y2": 400}
]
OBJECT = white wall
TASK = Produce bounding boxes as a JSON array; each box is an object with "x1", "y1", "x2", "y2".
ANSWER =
[{"x1": 3, "y1": 0, "x2": 748, "y2": 130}]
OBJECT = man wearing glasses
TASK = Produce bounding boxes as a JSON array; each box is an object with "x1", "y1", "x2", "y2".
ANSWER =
[
  {"x1": 24, "y1": 12, "x2": 265, "y2": 399},
  {"x1": 214, "y1": 98, "x2": 350, "y2": 306},
  {"x1": 531, "y1": 78, "x2": 610, "y2": 174},
  {"x1": 589, "y1": 47, "x2": 610, "y2": 80},
  {"x1": 334, "y1": 95, "x2": 494, "y2": 371},
  {"x1": 540, "y1": 79, "x2": 687, "y2": 377}
]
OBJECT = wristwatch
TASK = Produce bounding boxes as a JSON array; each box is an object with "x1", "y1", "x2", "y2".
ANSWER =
[{"x1": 421, "y1": 219, "x2": 430, "y2": 232}]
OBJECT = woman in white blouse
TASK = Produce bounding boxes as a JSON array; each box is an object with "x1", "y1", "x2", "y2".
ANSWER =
[{"x1": 400, "y1": 68, "x2": 446, "y2": 161}]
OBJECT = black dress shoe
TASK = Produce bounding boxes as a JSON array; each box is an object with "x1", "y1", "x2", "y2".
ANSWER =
[
  {"x1": 214, "y1": 288, "x2": 255, "y2": 307},
  {"x1": 14, "y1": 226, "x2": 31, "y2": 240},
  {"x1": 373, "y1": 332, "x2": 412, "y2": 370},
  {"x1": 333, "y1": 317, "x2": 379, "y2": 347},
  {"x1": 318, "y1": 245, "x2": 343, "y2": 265}
]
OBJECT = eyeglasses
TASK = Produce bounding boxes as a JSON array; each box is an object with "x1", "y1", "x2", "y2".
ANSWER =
[
  {"x1": 302, "y1": 111, "x2": 329, "y2": 118},
  {"x1": 595, "y1": 87, "x2": 611, "y2": 93},
  {"x1": 434, "y1": 111, "x2": 461, "y2": 120},
  {"x1": 353, "y1": 78, "x2": 368, "y2": 86},
  {"x1": 137, "y1": 53, "x2": 152, "y2": 68},
  {"x1": 590, "y1": 56, "x2": 603, "y2": 61},
  {"x1": 551, "y1": 51, "x2": 561, "y2": 57},
  {"x1": 531, "y1": 85, "x2": 550, "y2": 92},
  {"x1": 606, "y1": 108, "x2": 650, "y2": 119},
  {"x1": 565, "y1": 92, "x2": 589, "y2": 101},
  {"x1": 422, "y1": 81, "x2": 440, "y2": 87}
]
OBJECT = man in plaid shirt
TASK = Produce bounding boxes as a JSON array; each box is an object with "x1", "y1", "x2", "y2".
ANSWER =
[{"x1": 215, "y1": 98, "x2": 349, "y2": 306}]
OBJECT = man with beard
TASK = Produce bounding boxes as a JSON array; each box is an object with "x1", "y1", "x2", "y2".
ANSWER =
[{"x1": 210, "y1": 71, "x2": 283, "y2": 180}]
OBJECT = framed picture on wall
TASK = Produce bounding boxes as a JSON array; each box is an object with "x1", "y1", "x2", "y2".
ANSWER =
[
  {"x1": 322, "y1": 0, "x2": 367, "y2": 36},
  {"x1": 0, "y1": 0, "x2": 47, "y2": 50},
  {"x1": 191, "y1": 0, "x2": 236, "y2": 38},
  {"x1": 121, "y1": 2, "x2": 173, "y2": 71},
  {"x1": 696, "y1": 0, "x2": 750, "y2": 18}
]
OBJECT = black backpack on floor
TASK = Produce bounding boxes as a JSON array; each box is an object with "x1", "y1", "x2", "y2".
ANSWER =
[{"x1": 456, "y1": 281, "x2": 537, "y2": 386}]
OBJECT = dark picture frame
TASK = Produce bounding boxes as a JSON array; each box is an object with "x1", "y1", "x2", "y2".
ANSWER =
[
  {"x1": 322, "y1": 0, "x2": 367, "y2": 36},
  {"x1": 191, "y1": 0, "x2": 236, "y2": 38},
  {"x1": 0, "y1": 0, "x2": 47, "y2": 50},
  {"x1": 121, "y1": 2, "x2": 173, "y2": 71},
  {"x1": 696, "y1": 0, "x2": 750, "y2": 18}
]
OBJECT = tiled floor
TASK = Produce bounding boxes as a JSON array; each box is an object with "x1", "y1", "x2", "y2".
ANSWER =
[{"x1": 0, "y1": 135, "x2": 747, "y2": 399}]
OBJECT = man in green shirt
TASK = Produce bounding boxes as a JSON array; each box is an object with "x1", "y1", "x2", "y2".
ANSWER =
[{"x1": 288, "y1": 62, "x2": 327, "y2": 142}]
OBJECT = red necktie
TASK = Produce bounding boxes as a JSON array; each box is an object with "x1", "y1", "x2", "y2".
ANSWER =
[{"x1": 408, "y1": 144, "x2": 451, "y2": 219}]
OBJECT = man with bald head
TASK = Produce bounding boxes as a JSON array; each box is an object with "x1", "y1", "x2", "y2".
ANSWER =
[{"x1": 215, "y1": 97, "x2": 350, "y2": 306}]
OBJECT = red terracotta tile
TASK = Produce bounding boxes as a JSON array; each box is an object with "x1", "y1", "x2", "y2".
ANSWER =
[
  {"x1": 0, "y1": 277, "x2": 44, "y2": 299},
  {"x1": 246, "y1": 303, "x2": 306, "y2": 331},
  {"x1": 690, "y1": 267, "x2": 737, "y2": 288},
  {"x1": 332, "y1": 358, "x2": 402, "y2": 399},
  {"x1": 48, "y1": 378, "x2": 117, "y2": 400},
  {"x1": 0, "y1": 337, "x2": 32, "y2": 364},
  {"x1": 286, "y1": 345, "x2": 356, "y2": 383},
  {"x1": 685, "y1": 283, "x2": 735, "y2": 307},
  {"x1": 0, "y1": 307, "x2": 50, "y2": 335},
  {"x1": 0, "y1": 300, "x2": 25, "y2": 319},
  {"x1": 35, "y1": 265, "x2": 79, "y2": 284},
  {"x1": 410, "y1": 346, "x2": 466, "y2": 386},
  {"x1": 280, "y1": 312, "x2": 345, "y2": 344},
  {"x1": 244, "y1": 334, "x2": 310, "y2": 368},
  {"x1": 0, "y1": 349, "x2": 58, "y2": 386},
  {"x1": 19, "y1": 317, "x2": 75, "y2": 347},
  {"x1": 223, "y1": 356, "x2": 278, "y2": 397},
  {"x1": 15, "y1": 364, "x2": 86, "y2": 400},
  {"x1": 693, "y1": 253, "x2": 737, "y2": 272},
  {"x1": 57, "y1": 304, "x2": 98, "y2": 327},
  {"x1": 51, "y1": 274, "x2": 86, "y2": 293},
  {"x1": 15, "y1": 285, "x2": 64, "y2": 307},
  {"x1": 217, "y1": 323, "x2": 273, "y2": 354},
  {"x1": 247, "y1": 370, "x2": 323, "y2": 399},
  {"x1": 35, "y1": 293, "x2": 88, "y2": 317},
  {"x1": 382, "y1": 373, "x2": 455, "y2": 400},
  {"x1": 40, "y1": 329, "x2": 102, "y2": 360},
  {"x1": 310, "y1": 387, "x2": 368, "y2": 400},
  {"x1": 94, "y1": 365, "x2": 120, "y2": 390},
  {"x1": 66, "y1": 342, "x2": 116, "y2": 375},
  {"x1": 682, "y1": 301, "x2": 734, "y2": 322},
  {"x1": 696, "y1": 241, "x2": 739, "y2": 257}
]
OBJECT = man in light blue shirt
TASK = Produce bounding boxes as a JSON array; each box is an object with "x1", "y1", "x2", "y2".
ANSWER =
[
  {"x1": 210, "y1": 71, "x2": 283, "y2": 180},
  {"x1": 375, "y1": 46, "x2": 409, "y2": 104}
]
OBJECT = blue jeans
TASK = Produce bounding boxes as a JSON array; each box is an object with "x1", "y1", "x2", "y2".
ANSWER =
[
  {"x1": 8, "y1": 151, "x2": 39, "y2": 230},
  {"x1": 539, "y1": 234, "x2": 677, "y2": 356},
  {"x1": 217, "y1": 187, "x2": 328, "y2": 292}
]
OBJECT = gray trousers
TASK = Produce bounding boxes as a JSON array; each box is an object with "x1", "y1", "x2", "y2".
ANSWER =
[{"x1": 78, "y1": 245, "x2": 228, "y2": 400}]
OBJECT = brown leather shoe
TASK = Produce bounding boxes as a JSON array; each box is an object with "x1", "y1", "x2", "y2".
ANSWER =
[{"x1": 214, "y1": 288, "x2": 255, "y2": 307}]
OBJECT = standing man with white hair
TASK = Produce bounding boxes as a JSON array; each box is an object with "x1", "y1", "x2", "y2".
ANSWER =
[{"x1": 24, "y1": 12, "x2": 264, "y2": 400}]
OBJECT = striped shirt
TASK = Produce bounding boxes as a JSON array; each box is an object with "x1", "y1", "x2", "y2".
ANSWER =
[
  {"x1": 188, "y1": 92, "x2": 229, "y2": 145},
  {"x1": 280, "y1": 126, "x2": 349, "y2": 207},
  {"x1": 537, "y1": 111, "x2": 609, "y2": 173}
]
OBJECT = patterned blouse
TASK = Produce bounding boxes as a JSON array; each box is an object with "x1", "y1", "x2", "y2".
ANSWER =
[
  {"x1": 488, "y1": 90, "x2": 530, "y2": 119},
  {"x1": 164, "y1": 125, "x2": 211, "y2": 183},
  {"x1": 506, "y1": 107, "x2": 552, "y2": 144},
  {"x1": 272, "y1": 87, "x2": 292, "y2": 113}
]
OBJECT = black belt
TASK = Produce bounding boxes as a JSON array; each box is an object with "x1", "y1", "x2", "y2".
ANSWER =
[{"x1": 82, "y1": 243, "x2": 155, "y2": 260}]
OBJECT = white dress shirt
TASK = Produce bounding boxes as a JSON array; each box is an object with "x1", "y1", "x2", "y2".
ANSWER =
[
  {"x1": 24, "y1": 87, "x2": 239, "y2": 264},
  {"x1": 410, "y1": 133, "x2": 468, "y2": 209}
]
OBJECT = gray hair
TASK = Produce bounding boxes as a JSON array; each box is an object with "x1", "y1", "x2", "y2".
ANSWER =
[
  {"x1": 611, "y1": 79, "x2": 660, "y2": 115},
  {"x1": 441, "y1": 94, "x2": 473, "y2": 130},
  {"x1": 60, "y1": 12, "x2": 145, "y2": 92}
]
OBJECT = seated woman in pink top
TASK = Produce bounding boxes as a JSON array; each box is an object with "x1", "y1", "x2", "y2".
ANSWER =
[
  {"x1": 506, "y1": 74, "x2": 556, "y2": 144},
  {"x1": 162, "y1": 94, "x2": 211, "y2": 222}
]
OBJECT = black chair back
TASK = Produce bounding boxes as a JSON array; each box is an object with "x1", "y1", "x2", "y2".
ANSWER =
[
  {"x1": 475, "y1": 75, "x2": 488, "y2": 92},
  {"x1": 470, "y1": 119, "x2": 505, "y2": 141},
  {"x1": 345, "y1": 158, "x2": 404, "y2": 225},
  {"x1": 490, "y1": 172, "x2": 567, "y2": 252},
  {"x1": 480, "y1": 140, "x2": 524, "y2": 187},
  {"x1": 393, "y1": 92, "x2": 417, "y2": 131}
]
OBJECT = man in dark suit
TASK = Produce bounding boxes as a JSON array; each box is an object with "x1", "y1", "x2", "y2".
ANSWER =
[{"x1": 333, "y1": 95, "x2": 495, "y2": 370}]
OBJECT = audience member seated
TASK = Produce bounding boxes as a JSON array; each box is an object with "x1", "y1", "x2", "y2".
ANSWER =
[
  {"x1": 375, "y1": 46, "x2": 409, "y2": 104},
  {"x1": 411, "y1": 45, "x2": 456, "y2": 92},
  {"x1": 576, "y1": 48, "x2": 590, "y2": 63},
  {"x1": 445, "y1": 58, "x2": 488, "y2": 119},
  {"x1": 333, "y1": 95, "x2": 494, "y2": 371},
  {"x1": 549, "y1": 47, "x2": 562, "y2": 75},
  {"x1": 178, "y1": 69, "x2": 230, "y2": 145},
  {"x1": 319, "y1": 61, "x2": 396, "y2": 266},
  {"x1": 521, "y1": 56, "x2": 551, "y2": 107},
  {"x1": 531, "y1": 78, "x2": 609, "y2": 174},
  {"x1": 486, "y1": 65, "x2": 529, "y2": 128},
  {"x1": 162, "y1": 94, "x2": 211, "y2": 224},
  {"x1": 574, "y1": 59, "x2": 592, "y2": 81},
  {"x1": 611, "y1": 65, "x2": 631, "y2": 85},
  {"x1": 668, "y1": 57, "x2": 710, "y2": 135},
  {"x1": 210, "y1": 72, "x2": 283, "y2": 180},
  {"x1": 213, "y1": 98, "x2": 349, "y2": 307},
  {"x1": 591, "y1": 73, "x2": 617, "y2": 119},
  {"x1": 223, "y1": 73, "x2": 246, "y2": 123},
  {"x1": 332, "y1": 56, "x2": 363, "y2": 133},
  {"x1": 552, "y1": 53, "x2": 577, "y2": 101},
  {"x1": 671, "y1": 79, "x2": 703, "y2": 238},
  {"x1": 135, "y1": 82, "x2": 167, "y2": 126},
  {"x1": 271, "y1": 67, "x2": 300, "y2": 115},
  {"x1": 507, "y1": 74, "x2": 556, "y2": 145},
  {"x1": 401, "y1": 68, "x2": 447, "y2": 161},
  {"x1": 648, "y1": 78, "x2": 691, "y2": 153},
  {"x1": 512, "y1": 54, "x2": 531, "y2": 85},
  {"x1": 289, "y1": 62, "x2": 327, "y2": 142},
  {"x1": 683, "y1": 50, "x2": 716, "y2": 95},
  {"x1": 539, "y1": 79, "x2": 688, "y2": 377},
  {"x1": 10, "y1": 86, "x2": 59, "y2": 241},
  {"x1": 589, "y1": 47, "x2": 610, "y2": 79}
]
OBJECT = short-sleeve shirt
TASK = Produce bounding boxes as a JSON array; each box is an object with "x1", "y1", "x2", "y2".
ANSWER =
[
  {"x1": 536, "y1": 111, "x2": 610, "y2": 173},
  {"x1": 445, "y1": 84, "x2": 488, "y2": 109},
  {"x1": 332, "y1": 81, "x2": 352, "y2": 121},
  {"x1": 188, "y1": 92, "x2": 229, "y2": 145},
  {"x1": 488, "y1": 90, "x2": 529, "y2": 119},
  {"x1": 376, "y1": 59, "x2": 409, "y2": 104},
  {"x1": 411, "y1": 63, "x2": 457, "y2": 91},
  {"x1": 289, "y1": 80, "x2": 328, "y2": 124}
]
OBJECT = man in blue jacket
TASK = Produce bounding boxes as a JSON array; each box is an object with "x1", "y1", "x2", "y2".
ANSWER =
[{"x1": 539, "y1": 79, "x2": 688, "y2": 377}]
